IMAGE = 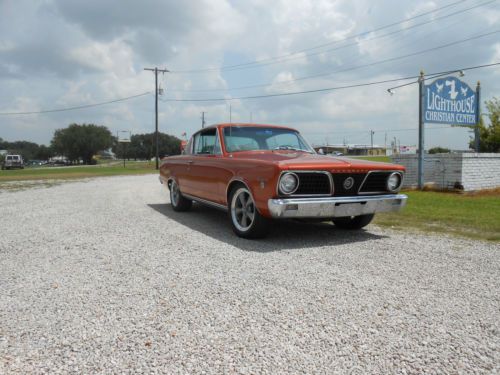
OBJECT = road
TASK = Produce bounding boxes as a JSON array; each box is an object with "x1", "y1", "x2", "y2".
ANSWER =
[{"x1": 0, "y1": 175, "x2": 498, "y2": 374}]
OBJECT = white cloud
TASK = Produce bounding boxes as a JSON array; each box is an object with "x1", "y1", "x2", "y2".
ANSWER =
[
  {"x1": 0, "y1": 40, "x2": 15, "y2": 52},
  {"x1": 405, "y1": 1, "x2": 436, "y2": 19},
  {"x1": 0, "y1": 0, "x2": 498, "y2": 151},
  {"x1": 492, "y1": 43, "x2": 500, "y2": 65},
  {"x1": 69, "y1": 39, "x2": 134, "y2": 73}
]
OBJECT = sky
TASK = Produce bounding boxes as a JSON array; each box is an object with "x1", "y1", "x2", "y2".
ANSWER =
[{"x1": 0, "y1": 0, "x2": 499, "y2": 150}]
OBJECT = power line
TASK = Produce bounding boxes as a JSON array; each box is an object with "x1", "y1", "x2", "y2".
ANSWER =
[
  {"x1": 1, "y1": 61, "x2": 496, "y2": 118},
  {"x1": 306, "y1": 125, "x2": 465, "y2": 137},
  {"x1": 0, "y1": 92, "x2": 151, "y2": 116},
  {"x1": 164, "y1": 30, "x2": 500, "y2": 96},
  {"x1": 246, "y1": 29, "x2": 500, "y2": 90},
  {"x1": 160, "y1": 76, "x2": 419, "y2": 102},
  {"x1": 159, "y1": 61, "x2": 500, "y2": 103},
  {"x1": 170, "y1": 0, "x2": 474, "y2": 73},
  {"x1": 174, "y1": 0, "x2": 495, "y2": 78}
]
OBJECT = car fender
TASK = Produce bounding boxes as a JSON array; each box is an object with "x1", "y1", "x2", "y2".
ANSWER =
[{"x1": 226, "y1": 174, "x2": 274, "y2": 218}]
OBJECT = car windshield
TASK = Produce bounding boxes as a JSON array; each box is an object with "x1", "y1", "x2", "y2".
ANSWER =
[{"x1": 223, "y1": 127, "x2": 314, "y2": 153}]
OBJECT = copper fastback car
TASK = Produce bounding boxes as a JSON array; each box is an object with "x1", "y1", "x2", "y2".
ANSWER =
[{"x1": 159, "y1": 123, "x2": 407, "y2": 238}]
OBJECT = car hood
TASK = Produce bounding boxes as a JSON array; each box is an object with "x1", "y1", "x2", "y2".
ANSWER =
[{"x1": 230, "y1": 151, "x2": 404, "y2": 172}]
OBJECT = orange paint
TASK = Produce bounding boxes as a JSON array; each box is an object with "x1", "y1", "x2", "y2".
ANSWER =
[{"x1": 160, "y1": 124, "x2": 405, "y2": 218}]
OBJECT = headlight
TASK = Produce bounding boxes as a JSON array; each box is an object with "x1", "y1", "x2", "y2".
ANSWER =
[
  {"x1": 387, "y1": 172, "x2": 402, "y2": 192},
  {"x1": 279, "y1": 172, "x2": 299, "y2": 195}
]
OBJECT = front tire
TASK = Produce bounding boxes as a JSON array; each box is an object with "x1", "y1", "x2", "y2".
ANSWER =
[
  {"x1": 229, "y1": 186, "x2": 269, "y2": 239},
  {"x1": 332, "y1": 214, "x2": 374, "y2": 230},
  {"x1": 169, "y1": 180, "x2": 192, "y2": 212}
]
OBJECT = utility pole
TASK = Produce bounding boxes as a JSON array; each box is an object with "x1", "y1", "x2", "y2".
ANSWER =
[
  {"x1": 201, "y1": 111, "x2": 206, "y2": 128},
  {"x1": 144, "y1": 67, "x2": 169, "y2": 170},
  {"x1": 229, "y1": 104, "x2": 232, "y2": 123},
  {"x1": 370, "y1": 130, "x2": 374, "y2": 151}
]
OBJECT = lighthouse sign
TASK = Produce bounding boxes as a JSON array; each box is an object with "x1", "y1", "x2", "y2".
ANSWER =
[{"x1": 424, "y1": 76, "x2": 478, "y2": 126}]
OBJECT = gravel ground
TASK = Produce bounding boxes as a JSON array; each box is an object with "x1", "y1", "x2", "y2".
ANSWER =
[{"x1": 0, "y1": 175, "x2": 499, "y2": 374}]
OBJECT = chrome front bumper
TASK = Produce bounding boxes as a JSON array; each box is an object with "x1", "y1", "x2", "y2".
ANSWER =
[{"x1": 268, "y1": 194, "x2": 407, "y2": 218}]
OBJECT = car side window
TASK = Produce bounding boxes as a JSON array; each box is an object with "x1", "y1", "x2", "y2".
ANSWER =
[
  {"x1": 194, "y1": 129, "x2": 221, "y2": 155},
  {"x1": 213, "y1": 132, "x2": 222, "y2": 155}
]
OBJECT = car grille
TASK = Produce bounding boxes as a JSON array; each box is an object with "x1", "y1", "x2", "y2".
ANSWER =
[
  {"x1": 332, "y1": 173, "x2": 366, "y2": 196},
  {"x1": 359, "y1": 171, "x2": 392, "y2": 193},
  {"x1": 293, "y1": 172, "x2": 331, "y2": 195}
]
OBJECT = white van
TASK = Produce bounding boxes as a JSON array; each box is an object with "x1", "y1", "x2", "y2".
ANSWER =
[{"x1": 1, "y1": 154, "x2": 24, "y2": 170}]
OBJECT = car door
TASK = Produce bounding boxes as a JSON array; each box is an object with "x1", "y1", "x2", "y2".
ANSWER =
[
  {"x1": 171, "y1": 137, "x2": 196, "y2": 196},
  {"x1": 187, "y1": 128, "x2": 225, "y2": 203}
]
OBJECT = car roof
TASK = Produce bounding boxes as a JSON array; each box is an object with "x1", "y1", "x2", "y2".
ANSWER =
[{"x1": 203, "y1": 123, "x2": 298, "y2": 132}]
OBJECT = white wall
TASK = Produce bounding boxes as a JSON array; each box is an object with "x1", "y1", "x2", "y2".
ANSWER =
[
  {"x1": 461, "y1": 154, "x2": 500, "y2": 190},
  {"x1": 391, "y1": 153, "x2": 500, "y2": 191}
]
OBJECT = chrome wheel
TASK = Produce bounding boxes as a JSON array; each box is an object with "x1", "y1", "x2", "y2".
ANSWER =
[
  {"x1": 231, "y1": 188, "x2": 255, "y2": 232},
  {"x1": 170, "y1": 180, "x2": 180, "y2": 207},
  {"x1": 168, "y1": 180, "x2": 192, "y2": 212}
]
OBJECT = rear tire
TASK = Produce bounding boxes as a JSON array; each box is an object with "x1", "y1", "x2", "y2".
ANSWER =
[
  {"x1": 169, "y1": 180, "x2": 192, "y2": 212},
  {"x1": 228, "y1": 185, "x2": 269, "y2": 239},
  {"x1": 332, "y1": 214, "x2": 374, "y2": 230}
]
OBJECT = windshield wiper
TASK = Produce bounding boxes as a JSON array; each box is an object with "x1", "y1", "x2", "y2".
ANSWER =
[{"x1": 273, "y1": 146, "x2": 313, "y2": 153}]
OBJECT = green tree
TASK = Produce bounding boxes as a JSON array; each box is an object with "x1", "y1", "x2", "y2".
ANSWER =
[
  {"x1": 35, "y1": 145, "x2": 54, "y2": 160},
  {"x1": 470, "y1": 97, "x2": 500, "y2": 152},
  {"x1": 51, "y1": 124, "x2": 113, "y2": 164},
  {"x1": 113, "y1": 132, "x2": 182, "y2": 160},
  {"x1": 428, "y1": 147, "x2": 450, "y2": 154},
  {"x1": 0, "y1": 138, "x2": 43, "y2": 160}
]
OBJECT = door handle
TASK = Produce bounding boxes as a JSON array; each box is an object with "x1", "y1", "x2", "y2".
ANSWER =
[{"x1": 187, "y1": 160, "x2": 194, "y2": 164}]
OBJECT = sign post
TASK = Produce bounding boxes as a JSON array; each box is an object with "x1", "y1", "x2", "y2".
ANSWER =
[
  {"x1": 475, "y1": 81, "x2": 481, "y2": 152},
  {"x1": 419, "y1": 73, "x2": 479, "y2": 189},
  {"x1": 117, "y1": 131, "x2": 131, "y2": 168},
  {"x1": 418, "y1": 71, "x2": 425, "y2": 190}
]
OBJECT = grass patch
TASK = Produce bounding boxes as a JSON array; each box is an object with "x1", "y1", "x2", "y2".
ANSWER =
[
  {"x1": 0, "y1": 161, "x2": 156, "y2": 182},
  {"x1": 374, "y1": 190, "x2": 500, "y2": 241},
  {"x1": 349, "y1": 156, "x2": 391, "y2": 163}
]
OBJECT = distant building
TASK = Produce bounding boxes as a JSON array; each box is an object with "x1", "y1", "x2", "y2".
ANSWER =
[
  {"x1": 0, "y1": 150, "x2": 7, "y2": 156},
  {"x1": 398, "y1": 145, "x2": 417, "y2": 154}
]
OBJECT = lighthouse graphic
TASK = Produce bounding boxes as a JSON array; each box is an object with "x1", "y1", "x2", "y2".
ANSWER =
[{"x1": 445, "y1": 79, "x2": 459, "y2": 100}]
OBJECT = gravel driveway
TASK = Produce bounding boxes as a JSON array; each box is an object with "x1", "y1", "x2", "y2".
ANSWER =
[{"x1": 0, "y1": 175, "x2": 498, "y2": 374}]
